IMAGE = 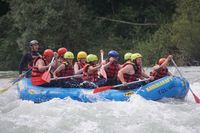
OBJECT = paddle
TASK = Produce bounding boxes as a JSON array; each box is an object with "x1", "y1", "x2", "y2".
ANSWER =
[
  {"x1": 41, "y1": 57, "x2": 55, "y2": 83},
  {"x1": 11, "y1": 68, "x2": 32, "y2": 85},
  {"x1": 50, "y1": 74, "x2": 83, "y2": 81},
  {"x1": 171, "y1": 59, "x2": 200, "y2": 103},
  {"x1": 93, "y1": 79, "x2": 149, "y2": 94},
  {"x1": 0, "y1": 68, "x2": 32, "y2": 94},
  {"x1": 100, "y1": 50, "x2": 107, "y2": 79}
]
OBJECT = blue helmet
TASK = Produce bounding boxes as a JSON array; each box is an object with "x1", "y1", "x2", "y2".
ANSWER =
[{"x1": 108, "y1": 50, "x2": 119, "y2": 58}]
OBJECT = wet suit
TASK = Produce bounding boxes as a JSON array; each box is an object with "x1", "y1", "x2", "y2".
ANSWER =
[{"x1": 19, "y1": 51, "x2": 40, "y2": 75}]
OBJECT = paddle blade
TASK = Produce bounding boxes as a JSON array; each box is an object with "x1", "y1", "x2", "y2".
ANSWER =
[
  {"x1": 192, "y1": 93, "x2": 200, "y2": 103},
  {"x1": 0, "y1": 87, "x2": 10, "y2": 94},
  {"x1": 100, "y1": 67, "x2": 107, "y2": 79},
  {"x1": 42, "y1": 71, "x2": 51, "y2": 83},
  {"x1": 93, "y1": 85, "x2": 113, "y2": 94}
]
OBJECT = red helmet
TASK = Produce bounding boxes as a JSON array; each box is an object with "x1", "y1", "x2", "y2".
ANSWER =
[
  {"x1": 43, "y1": 49, "x2": 54, "y2": 58},
  {"x1": 158, "y1": 58, "x2": 166, "y2": 65},
  {"x1": 57, "y1": 47, "x2": 67, "y2": 57}
]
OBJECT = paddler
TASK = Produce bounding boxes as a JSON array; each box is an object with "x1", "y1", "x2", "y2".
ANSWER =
[
  {"x1": 31, "y1": 49, "x2": 56, "y2": 86},
  {"x1": 19, "y1": 40, "x2": 41, "y2": 77},
  {"x1": 53, "y1": 51, "x2": 76, "y2": 87},
  {"x1": 57, "y1": 47, "x2": 68, "y2": 66},
  {"x1": 118, "y1": 53, "x2": 153, "y2": 89},
  {"x1": 101, "y1": 50, "x2": 121, "y2": 85},
  {"x1": 150, "y1": 55, "x2": 173, "y2": 81},
  {"x1": 81, "y1": 54, "x2": 104, "y2": 88},
  {"x1": 74, "y1": 51, "x2": 87, "y2": 74}
]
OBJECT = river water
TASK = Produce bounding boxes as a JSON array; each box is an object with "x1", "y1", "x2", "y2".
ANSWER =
[{"x1": 0, "y1": 67, "x2": 200, "y2": 133}]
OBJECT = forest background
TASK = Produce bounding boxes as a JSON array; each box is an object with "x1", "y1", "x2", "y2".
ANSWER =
[{"x1": 0, "y1": 0, "x2": 199, "y2": 70}]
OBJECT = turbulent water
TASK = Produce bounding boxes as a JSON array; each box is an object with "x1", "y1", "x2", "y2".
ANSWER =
[{"x1": 0, "y1": 67, "x2": 200, "y2": 133}]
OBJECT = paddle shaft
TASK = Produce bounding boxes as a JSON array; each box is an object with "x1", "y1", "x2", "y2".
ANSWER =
[
  {"x1": 50, "y1": 74, "x2": 83, "y2": 81},
  {"x1": 171, "y1": 58, "x2": 200, "y2": 103},
  {"x1": 101, "y1": 52, "x2": 103, "y2": 63},
  {"x1": 100, "y1": 51, "x2": 107, "y2": 79},
  {"x1": 113, "y1": 79, "x2": 149, "y2": 88},
  {"x1": 171, "y1": 59, "x2": 183, "y2": 77},
  {"x1": 48, "y1": 57, "x2": 55, "y2": 72}
]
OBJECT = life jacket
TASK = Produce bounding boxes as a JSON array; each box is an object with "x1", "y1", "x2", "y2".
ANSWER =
[
  {"x1": 105, "y1": 61, "x2": 120, "y2": 79},
  {"x1": 150, "y1": 67, "x2": 169, "y2": 80},
  {"x1": 58, "y1": 62, "x2": 74, "y2": 77},
  {"x1": 77, "y1": 62, "x2": 86, "y2": 70},
  {"x1": 82, "y1": 64, "x2": 99, "y2": 82},
  {"x1": 121, "y1": 63, "x2": 137, "y2": 82},
  {"x1": 31, "y1": 56, "x2": 48, "y2": 78},
  {"x1": 28, "y1": 51, "x2": 40, "y2": 68},
  {"x1": 133, "y1": 64, "x2": 142, "y2": 78},
  {"x1": 31, "y1": 56, "x2": 49, "y2": 85}
]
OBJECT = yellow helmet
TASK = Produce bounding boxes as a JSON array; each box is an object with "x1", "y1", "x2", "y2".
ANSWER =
[
  {"x1": 124, "y1": 52, "x2": 132, "y2": 61},
  {"x1": 77, "y1": 51, "x2": 87, "y2": 60},
  {"x1": 64, "y1": 51, "x2": 74, "y2": 59},
  {"x1": 86, "y1": 54, "x2": 98, "y2": 63},
  {"x1": 131, "y1": 53, "x2": 142, "y2": 61}
]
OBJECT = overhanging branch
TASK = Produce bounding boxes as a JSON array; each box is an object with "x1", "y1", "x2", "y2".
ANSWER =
[{"x1": 97, "y1": 17, "x2": 158, "y2": 26}]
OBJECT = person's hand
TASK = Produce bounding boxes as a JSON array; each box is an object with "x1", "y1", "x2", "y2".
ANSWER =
[
  {"x1": 122, "y1": 81, "x2": 128, "y2": 86},
  {"x1": 53, "y1": 75, "x2": 58, "y2": 80},
  {"x1": 110, "y1": 57, "x2": 116, "y2": 63},
  {"x1": 47, "y1": 62, "x2": 55, "y2": 68},
  {"x1": 54, "y1": 52, "x2": 58, "y2": 58},
  {"x1": 100, "y1": 49, "x2": 104, "y2": 55},
  {"x1": 18, "y1": 74, "x2": 23, "y2": 78},
  {"x1": 148, "y1": 76, "x2": 154, "y2": 81},
  {"x1": 167, "y1": 55, "x2": 173, "y2": 60}
]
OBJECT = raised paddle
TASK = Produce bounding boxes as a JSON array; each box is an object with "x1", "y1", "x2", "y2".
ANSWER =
[
  {"x1": 100, "y1": 50, "x2": 107, "y2": 79},
  {"x1": 171, "y1": 59, "x2": 200, "y2": 103},
  {"x1": 93, "y1": 79, "x2": 149, "y2": 94},
  {"x1": 0, "y1": 68, "x2": 32, "y2": 94},
  {"x1": 41, "y1": 57, "x2": 55, "y2": 83}
]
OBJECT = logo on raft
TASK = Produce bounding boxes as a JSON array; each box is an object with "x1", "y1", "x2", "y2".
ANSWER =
[
  {"x1": 124, "y1": 91, "x2": 134, "y2": 97},
  {"x1": 146, "y1": 77, "x2": 173, "y2": 92}
]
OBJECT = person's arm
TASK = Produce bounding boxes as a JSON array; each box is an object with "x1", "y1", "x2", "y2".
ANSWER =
[
  {"x1": 36, "y1": 59, "x2": 49, "y2": 72},
  {"x1": 74, "y1": 62, "x2": 83, "y2": 74},
  {"x1": 103, "y1": 61, "x2": 111, "y2": 69},
  {"x1": 19, "y1": 53, "x2": 30, "y2": 74},
  {"x1": 53, "y1": 64, "x2": 65, "y2": 78},
  {"x1": 118, "y1": 65, "x2": 134, "y2": 86},
  {"x1": 155, "y1": 55, "x2": 173, "y2": 71},
  {"x1": 103, "y1": 58, "x2": 117, "y2": 69},
  {"x1": 88, "y1": 64, "x2": 102, "y2": 73}
]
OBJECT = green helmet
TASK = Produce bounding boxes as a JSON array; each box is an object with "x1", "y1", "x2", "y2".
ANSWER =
[
  {"x1": 131, "y1": 53, "x2": 142, "y2": 61},
  {"x1": 124, "y1": 52, "x2": 132, "y2": 61},
  {"x1": 64, "y1": 51, "x2": 74, "y2": 59},
  {"x1": 86, "y1": 54, "x2": 98, "y2": 63}
]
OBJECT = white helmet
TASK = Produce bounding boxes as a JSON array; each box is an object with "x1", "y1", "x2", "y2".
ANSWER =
[{"x1": 29, "y1": 40, "x2": 39, "y2": 46}]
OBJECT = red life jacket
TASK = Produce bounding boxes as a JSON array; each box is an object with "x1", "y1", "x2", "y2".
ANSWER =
[
  {"x1": 29, "y1": 51, "x2": 40, "y2": 67},
  {"x1": 31, "y1": 57, "x2": 49, "y2": 85},
  {"x1": 77, "y1": 62, "x2": 85, "y2": 70},
  {"x1": 150, "y1": 67, "x2": 169, "y2": 80},
  {"x1": 82, "y1": 64, "x2": 99, "y2": 82},
  {"x1": 31, "y1": 57, "x2": 48, "y2": 78},
  {"x1": 105, "y1": 62, "x2": 120, "y2": 79},
  {"x1": 121, "y1": 63, "x2": 137, "y2": 82},
  {"x1": 58, "y1": 62, "x2": 74, "y2": 77}
]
